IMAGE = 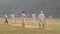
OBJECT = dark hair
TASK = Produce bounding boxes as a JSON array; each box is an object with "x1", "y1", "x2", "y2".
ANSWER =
[
  {"x1": 33, "y1": 12, "x2": 34, "y2": 13},
  {"x1": 12, "y1": 11, "x2": 14, "y2": 14},
  {"x1": 23, "y1": 11, "x2": 25, "y2": 13}
]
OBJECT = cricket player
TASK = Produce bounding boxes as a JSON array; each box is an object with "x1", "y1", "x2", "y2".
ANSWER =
[
  {"x1": 21, "y1": 11, "x2": 26, "y2": 28},
  {"x1": 4, "y1": 13, "x2": 8, "y2": 24},
  {"x1": 11, "y1": 11, "x2": 15, "y2": 24},
  {"x1": 32, "y1": 12, "x2": 36, "y2": 25},
  {"x1": 38, "y1": 11, "x2": 46, "y2": 29}
]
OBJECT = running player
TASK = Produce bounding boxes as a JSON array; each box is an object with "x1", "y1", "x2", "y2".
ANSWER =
[{"x1": 4, "y1": 13, "x2": 8, "y2": 24}]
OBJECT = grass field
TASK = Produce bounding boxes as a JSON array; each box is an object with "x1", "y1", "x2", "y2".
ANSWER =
[{"x1": 0, "y1": 18, "x2": 60, "y2": 34}]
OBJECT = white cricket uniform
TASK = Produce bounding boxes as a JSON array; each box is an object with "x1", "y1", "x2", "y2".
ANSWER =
[
  {"x1": 11, "y1": 14, "x2": 15, "y2": 23},
  {"x1": 32, "y1": 14, "x2": 36, "y2": 24},
  {"x1": 38, "y1": 13, "x2": 45, "y2": 28},
  {"x1": 21, "y1": 13, "x2": 26, "y2": 23}
]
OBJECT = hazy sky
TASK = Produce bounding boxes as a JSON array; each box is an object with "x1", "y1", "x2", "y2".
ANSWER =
[{"x1": 0, "y1": 0, "x2": 60, "y2": 17}]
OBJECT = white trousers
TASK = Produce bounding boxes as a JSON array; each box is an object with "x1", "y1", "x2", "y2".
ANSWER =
[
  {"x1": 32, "y1": 19, "x2": 35, "y2": 24},
  {"x1": 39, "y1": 20, "x2": 44, "y2": 29},
  {"x1": 12, "y1": 18, "x2": 15, "y2": 23}
]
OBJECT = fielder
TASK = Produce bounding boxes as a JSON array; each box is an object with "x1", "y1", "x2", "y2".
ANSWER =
[
  {"x1": 4, "y1": 13, "x2": 8, "y2": 24},
  {"x1": 11, "y1": 11, "x2": 15, "y2": 24},
  {"x1": 38, "y1": 11, "x2": 46, "y2": 29},
  {"x1": 32, "y1": 12, "x2": 36, "y2": 25},
  {"x1": 21, "y1": 11, "x2": 26, "y2": 28}
]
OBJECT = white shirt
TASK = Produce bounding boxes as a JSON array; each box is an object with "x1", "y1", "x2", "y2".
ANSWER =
[
  {"x1": 21, "y1": 13, "x2": 25, "y2": 18},
  {"x1": 11, "y1": 14, "x2": 15, "y2": 18},
  {"x1": 38, "y1": 13, "x2": 45, "y2": 21},
  {"x1": 32, "y1": 14, "x2": 36, "y2": 23},
  {"x1": 11, "y1": 14, "x2": 15, "y2": 23},
  {"x1": 21, "y1": 13, "x2": 26, "y2": 23},
  {"x1": 32, "y1": 14, "x2": 35, "y2": 19}
]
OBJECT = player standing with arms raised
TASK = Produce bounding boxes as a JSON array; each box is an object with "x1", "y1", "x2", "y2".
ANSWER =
[{"x1": 38, "y1": 11, "x2": 46, "y2": 29}]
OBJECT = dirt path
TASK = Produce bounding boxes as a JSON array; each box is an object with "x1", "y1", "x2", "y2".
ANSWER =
[
  {"x1": 52, "y1": 22, "x2": 60, "y2": 25},
  {"x1": 10, "y1": 24, "x2": 53, "y2": 30}
]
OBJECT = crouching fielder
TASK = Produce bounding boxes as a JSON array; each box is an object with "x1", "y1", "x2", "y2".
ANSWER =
[
  {"x1": 21, "y1": 11, "x2": 26, "y2": 28},
  {"x1": 38, "y1": 11, "x2": 46, "y2": 29},
  {"x1": 11, "y1": 11, "x2": 15, "y2": 24}
]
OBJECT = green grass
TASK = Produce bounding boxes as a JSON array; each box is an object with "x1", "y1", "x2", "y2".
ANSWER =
[
  {"x1": 0, "y1": 18, "x2": 60, "y2": 34},
  {"x1": 0, "y1": 25, "x2": 60, "y2": 34}
]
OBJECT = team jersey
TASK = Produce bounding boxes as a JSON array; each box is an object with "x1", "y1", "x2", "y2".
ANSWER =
[
  {"x1": 38, "y1": 13, "x2": 45, "y2": 21},
  {"x1": 11, "y1": 14, "x2": 15, "y2": 18},
  {"x1": 21, "y1": 13, "x2": 26, "y2": 18},
  {"x1": 11, "y1": 14, "x2": 15, "y2": 23},
  {"x1": 21, "y1": 13, "x2": 26, "y2": 23},
  {"x1": 32, "y1": 14, "x2": 36, "y2": 19},
  {"x1": 32, "y1": 14, "x2": 36, "y2": 23}
]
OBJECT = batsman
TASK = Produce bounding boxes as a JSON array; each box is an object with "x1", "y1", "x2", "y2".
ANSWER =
[{"x1": 38, "y1": 11, "x2": 46, "y2": 29}]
